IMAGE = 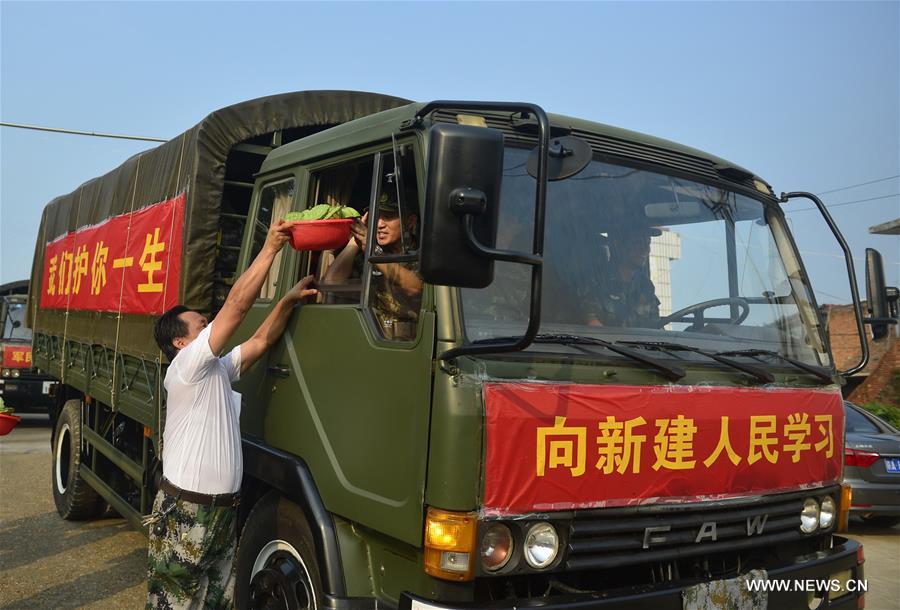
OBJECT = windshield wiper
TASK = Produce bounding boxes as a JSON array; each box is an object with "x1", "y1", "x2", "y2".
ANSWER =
[
  {"x1": 472, "y1": 334, "x2": 685, "y2": 381},
  {"x1": 717, "y1": 349, "x2": 834, "y2": 384},
  {"x1": 619, "y1": 341, "x2": 775, "y2": 384}
]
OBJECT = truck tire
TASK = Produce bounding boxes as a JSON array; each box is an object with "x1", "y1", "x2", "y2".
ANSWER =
[
  {"x1": 235, "y1": 491, "x2": 324, "y2": 610},
  {"x1": 52, "y1": 399, "x2": 103, "y2": 519}
]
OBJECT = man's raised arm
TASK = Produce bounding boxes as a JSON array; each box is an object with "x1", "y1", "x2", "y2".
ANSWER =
[{"x1": 209, "y1": 220, "x2": 292, "y2": 355}]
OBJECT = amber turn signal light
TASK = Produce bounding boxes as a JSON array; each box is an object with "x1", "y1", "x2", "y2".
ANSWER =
[
  {"x1": 838, "y1": 483, "x2": 852, "y2": 532},
  {"x1": 424, "y1": 507, "x2": 477, "y2": 581}
]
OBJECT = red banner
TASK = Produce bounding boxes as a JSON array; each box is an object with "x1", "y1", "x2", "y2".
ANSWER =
[
  {"x1": 1, "y1": 344, "x2": 32, "y2": 368},
  {"x1": 39, "y1": 194, "x2": 185, "y2": 315},
  {"x1": 483, "y1": 384, "x2": 843, "y2": 515}
]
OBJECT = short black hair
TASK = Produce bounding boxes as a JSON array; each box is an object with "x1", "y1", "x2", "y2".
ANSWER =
[{"x1": 154, "y1": 305, "x2": 192, "y2": 362}]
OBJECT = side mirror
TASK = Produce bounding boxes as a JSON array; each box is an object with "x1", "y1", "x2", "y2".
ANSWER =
[
  {"x1": 12, "y1": 320, "x2": 21, "y2": 329},
  {"x1": 421, "y1": 124, "x2": 504, "y2": 288},
  {"x1": 865, "y1": 248, "x2": 890, "y2": 340}
]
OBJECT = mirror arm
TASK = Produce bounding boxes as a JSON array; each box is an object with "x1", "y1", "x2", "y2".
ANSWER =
[
  {"x1": 461, "y1": 215, "x2": 542, "y2": 266},
  {"x1": 863, "y1": 317, "x2": 898, "y2": 325},
  {"x1": 780, "y1": 191, "x2": 869, "y2": 377}
]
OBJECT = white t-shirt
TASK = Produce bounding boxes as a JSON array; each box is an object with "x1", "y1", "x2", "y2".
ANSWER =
[{"x1": 161, "y1": 322, "x2": 243, "y2": 495}]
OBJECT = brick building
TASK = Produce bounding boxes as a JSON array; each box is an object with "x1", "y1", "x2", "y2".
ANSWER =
[{"x1": 823, "y1": 302, "x2": 898, "y2": 405}]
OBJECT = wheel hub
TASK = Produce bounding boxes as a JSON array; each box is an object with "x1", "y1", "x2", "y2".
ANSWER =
[
  {"x1": 55, "y1": 423, "x2": 71, "y2": 494},
  {"x1": 249, "y1": 547, "x2": 313, "y2": 610}
]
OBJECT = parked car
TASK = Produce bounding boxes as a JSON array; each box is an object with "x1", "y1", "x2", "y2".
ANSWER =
[{"x1": 844, "y1": 401, "x2": 900, "y2": 527}]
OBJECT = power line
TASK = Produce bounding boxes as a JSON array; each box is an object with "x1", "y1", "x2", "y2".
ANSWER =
[
  {"x1": 0, "y1": 121, "x2": 166, "y2": 143},
  {"x1": 815, "y1": 289, "x2": 847, "y2": 302},
  {"x1": 784, "y1": 193, "x2": 899, "y2": 214},
  {"x1": 817, "y1": 175, "x2": 899, "y2": 196}
]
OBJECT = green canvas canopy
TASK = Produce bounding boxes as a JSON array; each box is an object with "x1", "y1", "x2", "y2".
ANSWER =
[{"x1": 28, "y1": 90, "x2": 412, "y2": 358}]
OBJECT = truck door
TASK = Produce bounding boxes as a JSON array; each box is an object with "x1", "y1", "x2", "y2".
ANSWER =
[{"x1": 240, "y1": 145, "x2": 435, "y2": 546}]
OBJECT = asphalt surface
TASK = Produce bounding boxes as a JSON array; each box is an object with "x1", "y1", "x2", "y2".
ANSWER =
[
  {"x1": 1, "y1": 415, "x2": 898, "y2": 609},
  {"x1": 0, "y1": 415, "x2": 146, "y2": 609}
]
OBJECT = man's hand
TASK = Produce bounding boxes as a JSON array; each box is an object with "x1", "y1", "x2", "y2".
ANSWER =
[
  {"x1": 264, "y1": 219, "x2": 293, "y2": 254},
  {"x1": 285, "y1": 275, "x2": 318, "y2": 303}
]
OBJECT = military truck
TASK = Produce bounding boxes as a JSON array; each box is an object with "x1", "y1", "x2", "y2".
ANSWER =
[
  {"x1": 0, "y1": 279, "x2": 57, "y2": 413},
  {"x1": 30, "y1": 90, "x2": 890, "y2": 609}
]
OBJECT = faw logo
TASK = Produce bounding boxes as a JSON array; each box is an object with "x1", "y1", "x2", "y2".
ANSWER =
[{"x1": 642, "y1": 515, "x2": 769, "y2": 549}]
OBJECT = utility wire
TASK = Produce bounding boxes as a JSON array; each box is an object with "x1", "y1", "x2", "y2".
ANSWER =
[
  {"x1": 816, "y1": 175, "x2": 899, "y2": 196},
  {"x1": 0, "y1": 121, "x2": 166, "y2": 143},
  {"x1": 784, "y1": 193, "x2": 899, "y2": 214}
]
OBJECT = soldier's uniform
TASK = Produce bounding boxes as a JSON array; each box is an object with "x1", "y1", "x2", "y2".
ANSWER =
[
  {"x1": 588, "y1": 272, "x2": 660, "y2": 328},
  {"x1": 369, "y1": 253, "x2": 421, "y2": 340},
  {"x1": 355, "y1": 192, "x2": 422, "y2": 340}
]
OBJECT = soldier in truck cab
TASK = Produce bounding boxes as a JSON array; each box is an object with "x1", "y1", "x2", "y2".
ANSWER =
[
  {"x1": 323, "y1": 190, "x2": 423, "y2": 340},
  {"x1": 147, "y1": 221, "x2": 317, "y2": 610},
  {"x1": 586, "y1": 222, "x2": 662, "y2": 328}
]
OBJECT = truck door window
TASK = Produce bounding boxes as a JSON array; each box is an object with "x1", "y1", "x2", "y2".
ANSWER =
[
  {"x1": 250, "y1": 178, "x2": 295, "y2": 300},
  {"x1": 311, "y1": 146, "x2": 423, "y2": 342},
  {"x1": 311, "y1": 157, "x2": 375, "y2": 304},
  {"x1": 2, "y1": 298, "x2": 31, "y2": 341},
  {"x1": 364, "y1": 147, "x2": 423, "y2": 341}
]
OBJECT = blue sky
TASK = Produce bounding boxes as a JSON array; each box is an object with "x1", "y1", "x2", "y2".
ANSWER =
[{"x1": 2, "y1": 1, "x2": 898, "y2": 306}]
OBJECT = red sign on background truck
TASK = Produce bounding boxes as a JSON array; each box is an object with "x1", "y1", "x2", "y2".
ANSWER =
[
  {"x1": 40, "y1": 194, "x2": 185, "y2": 315},
  {"x1": 484, "y1": 383, "x2": 844, "y2": 515},
  {"x1": 1, "y1": 344, "x2": 32, "y2": 368}
]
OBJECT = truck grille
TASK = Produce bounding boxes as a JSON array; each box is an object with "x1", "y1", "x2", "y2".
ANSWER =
[{"x1": 565, "y1": 488, "x2": 835, "y2": 571}]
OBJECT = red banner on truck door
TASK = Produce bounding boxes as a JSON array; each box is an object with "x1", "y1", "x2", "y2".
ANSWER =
[
  {"x1": 483, "y1": 384, "x2": 843, "y2": 516},
  {"x1": 39, "y1": 194, "x2": 185, "y2": 315}
]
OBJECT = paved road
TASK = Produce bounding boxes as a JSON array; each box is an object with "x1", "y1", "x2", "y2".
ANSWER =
[
  {"x1": 0, "y1": 416, "x2": 146, "y2": 609},
  {"x1": 1, "y1": 415, "x2": 898, "y2": 609}
]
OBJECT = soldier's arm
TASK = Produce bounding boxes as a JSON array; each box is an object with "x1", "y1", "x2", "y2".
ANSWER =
[
  {"x1": 376, "y1": 262, "x2": 422, "y2": 298},
  {"x1": 323, "y1": 239, "x2": 360, "y2": 284}
]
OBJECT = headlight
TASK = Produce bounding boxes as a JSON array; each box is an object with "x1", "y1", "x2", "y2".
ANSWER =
[
  {"x1": 11, "y1": 369, "x2": 20, "y2": 378},
  {"x1": 819, "y1": 496, "x2": 836, "y2": 529},
  {"x1": 801, "y1": 497, "x2": 820, "y2": 533},
  {"x1": 480, "y1": 523, "x2": 514, "y2": 572},
  {"x1": 1, "y1": 369, "x2": 9, "y2": 377},
  {"x1": 524, "y1": 522, "x2": 559, "y2": 569}
]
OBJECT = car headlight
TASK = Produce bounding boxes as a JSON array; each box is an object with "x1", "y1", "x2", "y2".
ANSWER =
[
  {"x1": 1, "y1": 369, "x2": 9, "y2": 377},
  {"x1": 801, "y1": 497, "x2": 820, "y2": 533},
  {"x1": 524, "y1": 522, "x2": 559, "y2": 569},
  {"x1": 11, "y1": 369, "x2": 20, "y2": 378},
  {"x1": 480, "y1": 523, "x2": 514, "y2": 572},
  {"x1": 819, "y1": 496, "x2": 836, "y2": 529}
]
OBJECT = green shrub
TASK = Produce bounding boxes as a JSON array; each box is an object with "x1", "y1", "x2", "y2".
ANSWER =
[{"x1": 861, "y1": 402, "x2": 900, "y2": 428}]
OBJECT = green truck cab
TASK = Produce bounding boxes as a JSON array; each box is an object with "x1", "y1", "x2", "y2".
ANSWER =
[{"x1": 30, "y1": 91, "x2": 891, "y2": 609}]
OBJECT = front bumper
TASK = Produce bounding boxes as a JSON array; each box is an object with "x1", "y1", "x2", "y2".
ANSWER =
[
  {"x1": 0, "y1": 376, "x2": 56, "y2": 413},
  {"x1": 400, "y1": 537, "x2": 864, "y2": 610}
]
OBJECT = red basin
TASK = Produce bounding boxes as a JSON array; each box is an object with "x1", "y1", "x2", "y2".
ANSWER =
[{"x1": 288, "y1": 219, "x2": 353, "y2": 251}]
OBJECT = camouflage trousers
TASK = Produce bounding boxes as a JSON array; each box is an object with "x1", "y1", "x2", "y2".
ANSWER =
[{"x1": 145, "y1": 489, "x2": 237, "y2": 610}]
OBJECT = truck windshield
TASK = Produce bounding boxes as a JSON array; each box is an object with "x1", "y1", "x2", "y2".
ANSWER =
[
  {"x1": 1, "y1": 298, "x2": 31, "y2": 342},
  {"x1": 460, "y1": 147, "x2": 830, "y2": 367}
]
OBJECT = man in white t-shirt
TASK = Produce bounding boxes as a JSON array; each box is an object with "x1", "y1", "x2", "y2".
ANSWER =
[{"x1": 146, "y1": 220, "x2": 316, "y2": 610}]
